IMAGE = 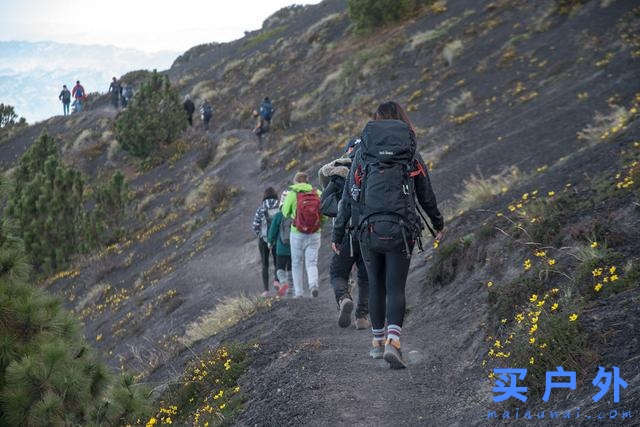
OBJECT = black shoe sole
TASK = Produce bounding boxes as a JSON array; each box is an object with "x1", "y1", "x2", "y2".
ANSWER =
[
  {"x1": 338, "y1": 299, "x2": 353, "y2": 328},
  {"x1": 312, "y1": 288, "x2": 319, "y2": 298}
]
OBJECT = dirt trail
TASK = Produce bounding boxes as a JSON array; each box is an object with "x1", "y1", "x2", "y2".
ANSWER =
[{"x1": 232, "y1": 251, "x2": 490, "y2": 426}]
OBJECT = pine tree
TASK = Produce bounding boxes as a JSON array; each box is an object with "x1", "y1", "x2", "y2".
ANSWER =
[
  {"x1": 115, "y1": 70, "x2": 187, "y2": 158},
  {"x1": 0, "y1": 220, "x2": 151, "y2": 425}
]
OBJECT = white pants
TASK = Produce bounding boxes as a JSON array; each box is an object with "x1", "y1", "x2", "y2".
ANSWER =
[{"x1": 290, "y1": 231, "x2": 321, "y2": 297}]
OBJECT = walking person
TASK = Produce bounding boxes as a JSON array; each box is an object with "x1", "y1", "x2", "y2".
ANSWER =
[
  {"x1": 282, "y1": 172, "x2": 323, "y2": 298},
  {"x1": 183, "y1": 95, "x2": 195, "y2": 126},
  {"x1": 121, "y1": 84, "x2": 134, "y2": 108},
  {"x1": 71, "y1": 80, "x2": 86, "y2": 112},
  {"x1": 320, "y1": 137, "x2": 370, "y2": 329},
  {"x1": 58, "y1": 85, "x2": 71, "y2": 116},
  {"x1": 200, "y1": 100, "x2": 213, "y2": 131},
  {"x1": 268, "y1": 190, "x2": 293, "y2": 297},
  {"x1": 252, "y1": 187, "x2": 280, "y2": 296},
  {"x1": 108, "y1": 77, "x2": 121, "y2": 109},
  {"x1": 335, "y1": 101, "x2": 444, "y2": 368}
]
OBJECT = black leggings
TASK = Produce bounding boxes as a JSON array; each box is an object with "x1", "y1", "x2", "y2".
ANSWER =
[
  {"x1": 258, "y1": 239, "x2": 277, "y2": 291},
  {"x1": 361, "y1": 246, "x2": 412, "y2": 329}
]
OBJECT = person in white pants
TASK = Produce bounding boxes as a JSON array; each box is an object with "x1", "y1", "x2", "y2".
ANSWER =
[{"x1": 281, "y1": 172, "x2": 323, "y2": 298}]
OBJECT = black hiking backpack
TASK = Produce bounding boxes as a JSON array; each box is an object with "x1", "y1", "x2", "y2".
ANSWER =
[
  {"x1": 279, "y1": 216, "x2": 292, "y2": 246},
  {"x1": 355, "y1": 120, "x2": 423, "y2": 255}
]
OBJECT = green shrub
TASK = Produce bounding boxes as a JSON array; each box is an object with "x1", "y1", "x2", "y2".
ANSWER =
[
  {"x1": 115, "y1": 70, "x2": 186, "y2": 158},
  {"x1": 5, "y1": 133, "x2": 129, "y2": 273},
  {"x1": 0, "y1": 221, "x2": 151, "y2": 425},
  {"x1": 348, "y1": 0, "x2": 429, "y2": 32}
]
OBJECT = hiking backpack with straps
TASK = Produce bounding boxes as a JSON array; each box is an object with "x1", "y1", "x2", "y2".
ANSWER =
[
  {"x1": 279, "y1": 215, "x2": 293, "y2": 246},
  {"x1": 293, "y1": 190, "x2": 322, "y2": 234},
  {"x1": 260, "y1": 101, "x2": 273, "y2": 121},
  {"x1": 355, "y1": 119, "x2": 425, "y2": 255},
  {"x1": 75, "y1": 86, "x2": 84, "y2": 98},
  {"x1": 260, "y1": 203, "x2": 280, "y2": 242}
]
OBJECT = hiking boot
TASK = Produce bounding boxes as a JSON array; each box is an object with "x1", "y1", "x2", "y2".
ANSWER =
[
  {"x1": 277, "y1": 283, "x2": 289, "y2": 297},
  {"x1": 355, "y1": 316, "x2": 370, "y2": 330},
  {"x1": 369, "y1": 339, "x2": 384, "y2": 359},
  {"x1": 311, "y1": 287, "x2": 319, "y2": 298},
  {"x1": 337, "y1": 297, "x2": 353, "y2": 328},
  {"x1": 273, "y1": 280, "x2": 281, "y2": 293},
  {"x1": 383, "y1": 339, "x2": 407, "y2": 369}
]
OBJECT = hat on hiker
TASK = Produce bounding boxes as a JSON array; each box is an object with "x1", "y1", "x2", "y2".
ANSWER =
[
  {"x1": 344, "y1": 137, "x2": 361, "y2": 157},
  {"x1": 294, "y1": 172, "x2": 308, "y2": 183}
]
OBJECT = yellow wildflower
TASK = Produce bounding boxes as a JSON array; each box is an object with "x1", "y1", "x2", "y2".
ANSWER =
[
  {"x1": 551, "y1": 288, "x2": 559, "y2": 294},
  {"x1": 594, "y1": 283, "x2": 603, "y2": 292},
  {"x1": 548, "y1": 191, "x2": 555, "y2": 196},
  {"x1": 524, "y1": 259, "x2": 532, "y2": 270},
  {"x1": 494, "y1": 340, "x2": 502, "y2": 348},
  {"x1": 501, "y1": 318, "x2": 507, "y2": 324},
  {"x1": 548, "y1": 259, "x2": 556, "y2": 266},
  {"x1": 508, "y1": 205, "x2": 516, "y2": 212},
  {"x1": 592, "y1": 268, "x2": 603, "y2": 277},
  {"x1": 591, "y1": 241, "x2": 598, "y2": 248},
  {"x1": 433, "y1": 240, "x2": 439, "y2": 249},
  {"x1": 569, "y1": 313, "x2": 578, "y2": 322},
  {"x1": 529, "y1": 324, "x2": 538, "y2": 334},
  {"x1": 529, "y1": 337, "x2": 535, "y2": 344},
  {"x1": 529, "y1": 294, "x2": 538, "y2": 302},
  {"x1": 610, "y1": 274, "x2": 618, "y2": 282},
  {"x1": 537, "y1": 300, "x2": 545, "y2": 307},
  {"x1": 487, "y1": 281, "x2": 493, "y2": 287},
  {"x1": 609, "y1": 266, "x2": 616, "y2": 274},
  {"x1": 220, "y1": 403, "x2": 226, "y2": 410},
  {"x1": 522, "y1": 193, "x2": 529, "y2": 200},
  {"x1": 529, "y1": 357, "x2": 535, "y2": 365},
  {"x1": 146, "y1": 418, "x2": 157, "y2": 427}
]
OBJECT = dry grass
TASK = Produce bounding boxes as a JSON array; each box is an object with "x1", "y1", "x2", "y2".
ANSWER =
[
  {"x1": 250, "y1": 67, "x2": 272, "y2": 86},
  {"x1": 443, "y1": 40, "x2": 463, "y2": 66},
  {"x1": 455, "y1": 166, "x2": 522, "y2": 212},
  {"x1": 180, "y1": 295, "x2": 273, "y2": 347},
  {"x1": 446, "y1": 90, "x2": 473, "y2": 115},
  {"x1": 185, "y1": 177, "x2": 237, "y2": 213},
  {"x1": 577, "y1": 106, "x2": 632, "y2": 144}
]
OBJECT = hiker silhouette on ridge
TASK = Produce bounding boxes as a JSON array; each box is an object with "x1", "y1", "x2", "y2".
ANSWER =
[
  {"x1": 71, "y1": 80, "x2": 86, "y2": 113},
  {"x1": 108, "y1": 77, "x2": 121, "y2": 109},
  {"x1": 200, "y1": 100, "x2": 213, "y2": 131},
  {"x1": 58, "y1": 85, "x2": 71, "y2": 116},
  {"x1": 333, "y1": 101, "x2": 445, "y2": 369}
]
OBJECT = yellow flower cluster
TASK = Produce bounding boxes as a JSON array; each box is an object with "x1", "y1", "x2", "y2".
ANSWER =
[
  {"x1": 592, "y1": 265, "x2": 620, "y2": 293},
  {"x1": 449, "y1": 111, "x2": 478, "y2": 125}
]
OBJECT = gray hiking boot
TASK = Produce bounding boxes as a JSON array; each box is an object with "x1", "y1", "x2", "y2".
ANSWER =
[
  {"x1": 369, "y1": 339, "x2": 384, "y2": 359},
  {"x1": 311, "y1": 287, "x2": 319, "y2": 298},
  {"x1": 337, "y1": 297, "x2": 353, "y2": 328},
  {"x1": 355, "y1": 316, "x2": 370, "y2": 330},
  {"x1": 383, "y1": 340, "x2": 407, "y2": 369}
]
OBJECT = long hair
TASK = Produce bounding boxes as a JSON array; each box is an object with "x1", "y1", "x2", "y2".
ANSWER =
[
  {"x1": 263, "y1": 186, "x2": 278, "y2": 201},
  {"x1": 374, "y1": 101, "x2": 415, "y2": 135}
]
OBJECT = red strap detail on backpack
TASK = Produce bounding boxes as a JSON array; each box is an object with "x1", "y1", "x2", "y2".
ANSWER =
[
  {"x1": 354, "y1": 165, "x2": 363, "y2": 186},
  {"x1": 409, "y1": 159, "x2": 426, "y2": 178},
  {"x1": 293, "y1": 191, "x2": 322, "y2": 234}
]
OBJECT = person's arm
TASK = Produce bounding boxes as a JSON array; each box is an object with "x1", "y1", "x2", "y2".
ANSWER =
[
  {"x1": 281, "y1": 191, "x2": 296, "y2": 219},
  {"x1": 267, "y1": 212, "x2": 282, "y2": 246},
  {"x1": 413, "y1": 153, "x2": 444, "y2": 232},
  {"x1": 251, "y1": 204, "x2": 264, "y2": 236},
  {"x1": 332, "y1": 161, "x2": 356, "y2": 245}
]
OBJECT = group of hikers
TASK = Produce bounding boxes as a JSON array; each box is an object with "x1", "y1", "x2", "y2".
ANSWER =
[
  {"x1": 252, "y1": 101, "x2": 445, "y2": 369},
  {"x1": 182, "y1": 95, "x2": 274, "y2": 137},
  {"x1": 58, "y1": 77, "x2": 134, "y2": 116}
]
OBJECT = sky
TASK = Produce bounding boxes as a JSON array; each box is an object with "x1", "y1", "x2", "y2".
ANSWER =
[{"x1": 0, "y1": 0, "x2": 322, "y2": 53}]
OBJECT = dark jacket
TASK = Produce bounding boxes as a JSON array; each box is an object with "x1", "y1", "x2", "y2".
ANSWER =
[
  {"x1": 183, "y1": 99, "x2": 195, "y2": 115},
  {"x1": 59, "y1": 89, "x2": 71, "y2": 103},
  {"x1": 332, "y1": 142, "x2": 443, "y2": 245},
  {"x1": 318, "y1": 156, "x2": 351, "y2": 219},
  {"x1": 267, "y1": 211, "x2": 291, "y2": 257}
]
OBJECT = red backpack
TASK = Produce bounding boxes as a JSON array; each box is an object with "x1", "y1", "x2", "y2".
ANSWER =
[{"x1": 293, "y1": 190, "x2": 321, "y2": 233}]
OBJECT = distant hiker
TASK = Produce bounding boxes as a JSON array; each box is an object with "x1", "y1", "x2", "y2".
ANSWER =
[
  {"x1": 108, "y1": 77, "x2": 121, "y2": 109},
  {"x1": 335, "y1": 101, "x2": 444, "y2": 368},
  {"x1": 121, "y1": 84, "x2": 134, "y2": 108},
  {"x1": 282, "y1": 172, "x2": 323, "y2": 298},
  {"x1": 259, "y1": 97, "x2": 274, "y2": 124},
  {"x1": 320, "y1": 137, "x2": 369, "y2": 329},
  {"x1": 59, "y1": 85, "x2": 71, "y2": 116},
  {"x1": 252, "y1": 110, "x2": 269, "y2": 142},
  {"x1": 268, "y1": 190, "x2": 293, "y2": 297},
  {"x1": 183, "y1": 95, "x2": 195, "y2": 126},
  {"x1": 71, "y1": 80, "x2": 86, "y2": 112},
  {"x1": 200, "y1": 100, "x2": 213, "y2": 131},
  {"x1": 252, "y1": 187, "x2": 280, "y2": 297}
]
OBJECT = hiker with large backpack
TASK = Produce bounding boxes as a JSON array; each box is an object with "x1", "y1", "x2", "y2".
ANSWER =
[
  {"x1": 281, "y1": 172, "x2": 323, "y2": 298},
  {"x1": 319, "y1": 137, "x2": 370, "y2": 329},
  {"x1": 334, "y1": 101, "x2": 445, "y2": 369},
  {"x1": 267, "y1": 190, "x2": 294, "y2": 297},
  {"x1": 108, "y1": 77, "x2": 121, "y2": 109},
  {"x1": 121, "y1": 84, "x2": 134, "y2": 108},
  {"x1": 71, "y1": 80, "x2": 86, "y2": 112},
  {"x1": 252, "y1": 187, "x2": 280, "y2": 296},
  {"x1": 58, "y1": 85, "x2": 71, "y2": 116},
  {"x1": 200, "y1": 100, "x2": 213, "y2": 131}
]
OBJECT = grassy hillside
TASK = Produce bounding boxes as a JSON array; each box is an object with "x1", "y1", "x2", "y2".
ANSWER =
[{"x1": 1, "y1": 0, "x2": 638, "y2": 424}]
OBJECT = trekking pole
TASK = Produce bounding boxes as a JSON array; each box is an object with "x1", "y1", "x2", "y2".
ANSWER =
[{"x1": 416, "y1": 205, "x2": 437, "y2": 238}]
